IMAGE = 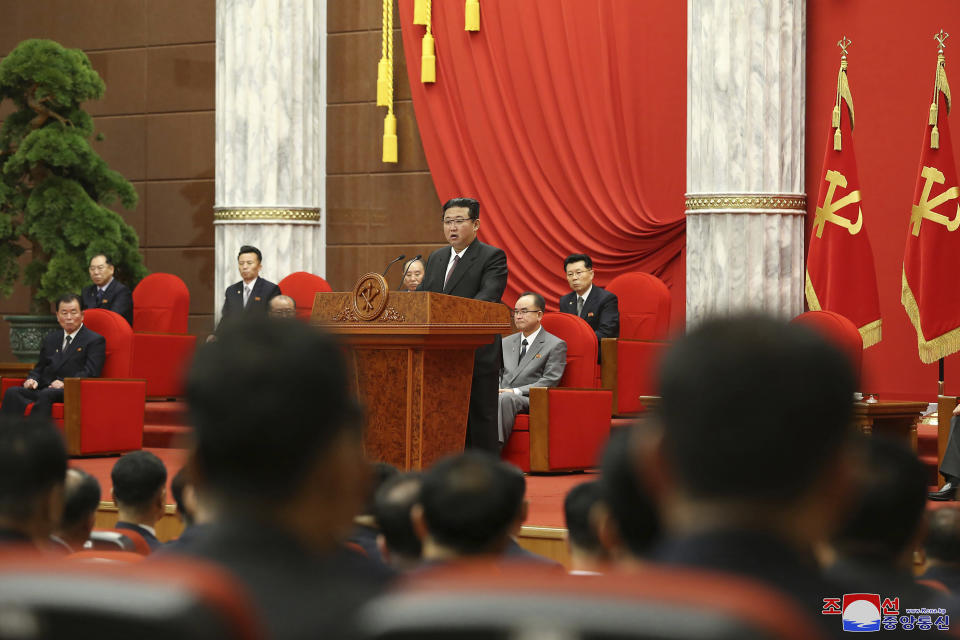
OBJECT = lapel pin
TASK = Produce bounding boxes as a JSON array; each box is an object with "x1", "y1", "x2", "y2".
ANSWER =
[
  {"x1": 587, "y1": 312, "x2": 595, "y2": 317},
  {"x1": 254, "y1": 296, "x2": 261, "y2": 301},
  {"x1": 102, "y1": 298, "x2": 108, "y2": 304},
  {"x1": 76, "y1": 347, "x2": 82, "y2": 352},
  {"x1": 535, "y1": 354, "x2": 542, "y2": 359}
]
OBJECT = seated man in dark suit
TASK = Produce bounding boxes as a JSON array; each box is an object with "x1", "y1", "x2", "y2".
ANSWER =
[
  {"x1": 111, "y1": 450, "x2": 168, "y2": 551},
  {"x1": 558, "y1": 254, "x2": 618, "y2": 359},
  {"x1": 51, "y1": 469, "x2": 101, "y2": 553},
  {"x1": 219, "y1": 245, "x2": 282, "y2": 324},
  {"x1": 374, "y1": 472, "x2": 424, "y2": 571},
  {"x1": 0, "y1": 416, "x2": 67, "y2": 549},
  {"x1": 1, "y1": 293, "x2": 105, "y2": 418},
  {"x1": 81, "y1": 254, "x2": 133, "y2": 325}
]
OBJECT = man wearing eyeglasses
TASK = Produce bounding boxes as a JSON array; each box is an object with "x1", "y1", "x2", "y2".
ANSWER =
[
  {"x1": 1, "y1": 293, "x2": 105, "y2": 418},
  {"x1": 81, "y1": 254, "x2": 133, "y2": 325},
  {"x1": 419, "y1": 197, "x2": 508, "y2": 452},
  {"x1": 498, "y1": 292, "x2": 566, "y2": 447},
  {"x1": 559, "y1": 254, "x2": 619, "y2": 360}
]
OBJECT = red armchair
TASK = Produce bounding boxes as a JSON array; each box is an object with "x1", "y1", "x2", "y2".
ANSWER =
[
  {"x1": 791, "y1": 310, "x2": 863, "y2": 381},
  {"x1": 502, "y1": 312, "x2": 612, "y2": 472},
  {"x1": 131, "y1": 273, "x2": 197, "y2": 397},
  {"x1": 601, "y1": 272, "x2": 672, "y2": 416},
  {"x1": 278, "y1": 271, "x2": 333, "y2": 319},
  {"x1": 0, "y1": 308, "x2": 145, "y2": 456}
]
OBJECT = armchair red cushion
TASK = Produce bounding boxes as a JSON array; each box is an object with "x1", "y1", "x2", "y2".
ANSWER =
[
  {"x1": 132, "y1": 273, "x2": 196, "y2": 397},
  {"x1": 278, "y1": 271, "x2": 333, "y2": 319}
]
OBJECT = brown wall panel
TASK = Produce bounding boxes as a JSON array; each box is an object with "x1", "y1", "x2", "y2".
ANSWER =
[
  {"x1": 146, "y1": 44, "x2": 215, "y2": 112},
  {"x1": 146, "y1": 112, "x2": 215, "y2": 180},
  {"x1": 329, "y1": 0, "x2": 384, "y2": 33},
  {"x1": 143, "y1": 248, "x2": 214, "y2": 316},
  {"x1": 0, "y1": 0, "x2": 148, "y2": 54},
  {"x1": 124, "y1": 182, "x2": 148, "y2": 247},
  {"x1": 327, "y1": 244, "x2": 445, "y2": 292},
  {"x1": 146, "y1": 0, "x2": 216, "y2": 46},
  {"x1": 329, "y1": 30, "x2": 410, "y2": 105},
  {"x1": 85, "y1": 49, "x2": 147, "y2": 116},
  {"x1": 327, "y1": 101, "x2": 428, "y2": 174},
  {"x1": 328, "y1": 173, "x2": 441, "y2": 244},
  {"x1": 145, "y1": 180, "x2": 214, "y2": 247},
  {"x1": 91, "y1": 116, "x2": 147, "y2": 181}
]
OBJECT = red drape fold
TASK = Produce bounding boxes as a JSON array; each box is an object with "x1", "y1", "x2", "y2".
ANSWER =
[{"x1": 399, "y1": 0, "x2": 686, "y2": 317}]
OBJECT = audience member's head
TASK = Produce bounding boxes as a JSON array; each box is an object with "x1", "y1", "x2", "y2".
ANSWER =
[
  {"x1": 414, "y1": 452, "x2": 526, "y2": 559},
  {"x1": 186, "y1": 317, "x2": 365, "y2": 550},
  {"x1": 513, "y1": 292, "x2": 545, "y2": 336},
  {"x1": 87, "y1": 253, "x2": 115, "y2": 288},
  {"x1": 401, "y1": 258, "x2": 425, "y2": 292},
  {"x1": 360, "y1": 462, "x2": 400, "y2": 520},
  {"x1": 111, "y1": 450, "x2": 168, "y2": 526},
  {"x1": 564, "y1": 481, "x2": 608, "y2": 571},
  {"x1": 441, "y1": 197, "x2": 481, "y2": 252},
  {"x1": 55, "y1": 469, "x2": 101, "y2": 551},
  {"x1": 268, "y1": 295, "x2": 297, "y2": 319},
  {"x1": 563, "y1": 254, "x2": 594, "y2": 296},
  {"x1": 237, "y1": 245, "x2": 263, "y2": 283},
  {"x1": 831, "y1": 436, "x2": 928, "y2": 568},
  {"x1": 596, "y1": 427, "x2": 660, "y2": 562},
  {"x1": 925, "y1": 505, "x2": 960, "y2": 567},
  {"x1": 170, "y1": 466, "x2": 196, "y2": 527},
  {"x1": 0, "y1": 416, "x2": 67, "y2": 544},
  {"x1": 374, "y1": 472, "x2": 423, "y2": 570},
  {"x1": 652, "y1": 314, "x2": 857, "y2": 544}
]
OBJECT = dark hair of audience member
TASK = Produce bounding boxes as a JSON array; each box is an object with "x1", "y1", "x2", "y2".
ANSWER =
[
  {"x1": 564, "y1": 481, "x2": 604, "y2": 555},
  {"x1": 0, "y1": 416, "x2": 67, "y2": 523},
  {"x1": 925, "y1": 506, "x2": 960, "y2": 564},
  {"x1": 563, "y1": 254, "x2": 593, "y2": 270},
  {"x1": 61, "y1": 469, "x2": 101, "y2": 531},
  {"x1": 418, "y1": 452, "x2": 525, "y2": 555},
  {"x1": 111, "y1": 450, "x2": 167, "y2": 509},
  {"x1": 237, "y1": 245, "x2": 262, "y2": 262},
  {"x1": 441, "y1": 197, "x2": 480, "y2": 220},
  {"x1": 657, "y1": 314, "x2": 856, "y2": 502},
  {"x1": 170, "y1": 466, "x2": 193, "y2": 527},
  {"x1": 55, "y1": 292, "x2": 82, "y2": 312},
  {"x1": 374, "y1": 472, "x2": 423, "y2": 560},
  {"x1": 832, "y1": 435, "x2": 928, "y2": 562},
  {"x1": 186, "y1": 318, "x2": 362, "y2": 508},
  {"x1": 517, "y1": 291, "x2": 545, "y2": 312},
  {"x1": 599, "y1": 427, "x2": 661, "y2": 556},
  {"x1": 362, "y1": 462, "x2": 399, "y2": 517}
]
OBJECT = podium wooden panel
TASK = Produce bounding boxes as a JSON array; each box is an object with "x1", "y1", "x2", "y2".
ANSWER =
[{"x1": 311, "y1": 290, "x2": 511, "y2": 470}]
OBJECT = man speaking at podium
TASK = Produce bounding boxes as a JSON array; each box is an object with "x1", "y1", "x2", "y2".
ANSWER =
[{"x1": 419, "y1": 198, "x2": 508, "y2": 452}]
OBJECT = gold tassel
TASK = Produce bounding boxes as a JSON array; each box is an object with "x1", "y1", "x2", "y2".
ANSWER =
[
  {"x1": 383, "y1": 113, "x2": 398, "y2": 163},
  {"x1": 939, "y1": 63, "x2": 952, "y2": 113},
  {"x1": 465, "y1": 0, "x2": 480, "y2": 31},
  {"x1": 421, "y1": 33, "x2": 436, "y2": 83},
  {"x1": 932, "y1": 124, "x2": 940, "y2": 149},
  {"x1": 831, "y1": 105, "x2": 840, "y2": 128},
  {"x1": 834, "y1": 128, "x2": 842, "y2": 151},
  {"x1": 414, "y1": 0, "x2": 428, "y2": 25},
  {"x1": 930, "y1": 101, "x2": 939, "y2": 125},
  {"x1": 377, "y1": 58, "x2": 390, "y2": 106}
]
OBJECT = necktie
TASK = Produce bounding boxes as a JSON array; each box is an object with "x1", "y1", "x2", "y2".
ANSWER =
[
  {"x1": 243, "y1": 285, "x2": 252, "y2": 307},
  {"x1": 63, "y1": 335, "x2": 72, "y2": 352},
  {"x1": 444, "y1": 254, "x2": 461, "y2": 289},
  {"x1": 577, "y1": 296, "x2": 584, "y2": 316},
  {"x1": 97, "y1": 288, "x2": 105, "y2": 299},
  {"x1": 519, "y1": 338, "x2": 528, "y2": 361}
]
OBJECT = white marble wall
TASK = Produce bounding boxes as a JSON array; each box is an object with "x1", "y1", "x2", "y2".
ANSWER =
[
  {"x1": 215, "y1": 0, "x2": 326, "y2": 321},
  {"x1": 686, "y1": 0, "x2": 806, "y2": 325}
]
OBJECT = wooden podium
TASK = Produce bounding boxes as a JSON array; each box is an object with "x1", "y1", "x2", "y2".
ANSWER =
[{"x1": 311, "y1": 277, "x2": 511, "y2": 470}]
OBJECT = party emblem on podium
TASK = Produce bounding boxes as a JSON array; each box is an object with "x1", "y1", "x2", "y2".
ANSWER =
[{"x1": 352, "y1": 273, "x2": 390, "y2": 321}]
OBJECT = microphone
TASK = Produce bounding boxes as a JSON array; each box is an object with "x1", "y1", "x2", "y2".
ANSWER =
[
  {"x1": 399, "y1": 254, "x2": 422, "y2": 289},
  {"x1": 382, "y1": 254, "x2": 405, "y2": 277}
]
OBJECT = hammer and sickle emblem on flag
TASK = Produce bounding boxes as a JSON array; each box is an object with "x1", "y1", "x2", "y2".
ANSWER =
[
  {"x1": 910, "y1": 166, "x2": 960, "y2": 236},
  {"x1": 814, "y1": 170, "x2": 863, "y2": 238},
  {"x1": 358, "y1": 281, "x2": 380, "y2": 311}
]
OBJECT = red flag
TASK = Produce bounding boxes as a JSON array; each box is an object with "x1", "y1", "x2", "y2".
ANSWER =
[
  {"x1": 902, "y1": 48, "x2": 960, "y2": 364},
  {"x1": 806, "y1": 52, "x2": 882, "y2": 348}
]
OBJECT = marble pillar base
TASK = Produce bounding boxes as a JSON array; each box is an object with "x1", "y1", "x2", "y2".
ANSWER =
[
  {"x1": 214, "y1": 216, "x2": 323, "y2": 323},
  {"x1": 685, "y1": 210, "x2": 804, "y2": 326}
]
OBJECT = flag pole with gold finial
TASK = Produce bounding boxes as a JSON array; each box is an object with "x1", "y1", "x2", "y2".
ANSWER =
[
  {"x1": 832, "y1": 36, "x2": 855, "y2": 151},
  {"x1": 930, "y1": 29, "x2": 952, "y2": 150}
]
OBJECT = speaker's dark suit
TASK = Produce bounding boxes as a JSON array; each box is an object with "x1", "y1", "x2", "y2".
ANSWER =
[
  {"x1": 1, "y1": 325, "x2": 106, "y2": 417},
  {"x1": 81, "y1": 280, "x2": 133, "y2": 325},
  {"x1": 219, "y1": 277, "x2": 282, "y2": 323},
  {"x1": 419, "y1": 239, "x2": 508, "y2": 451},
  {"x1": 559, "y1": 286, "x2": 619, "y2": 362}
]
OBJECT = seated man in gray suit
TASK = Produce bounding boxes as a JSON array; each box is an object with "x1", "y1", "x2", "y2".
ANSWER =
[{"x1": 498, "y1": 292, "x2": 567, "y2": 447}]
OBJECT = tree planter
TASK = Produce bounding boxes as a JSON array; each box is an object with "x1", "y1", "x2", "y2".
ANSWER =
[{"x1": 4, "y1": 314, "x2": 58, "y2": 363}]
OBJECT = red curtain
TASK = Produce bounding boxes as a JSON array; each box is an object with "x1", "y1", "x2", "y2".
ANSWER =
[{"x1": 398, "y1": 0, "x2": 686, "y2": 321}]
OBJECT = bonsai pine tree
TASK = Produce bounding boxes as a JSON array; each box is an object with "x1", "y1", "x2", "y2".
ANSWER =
[{"x1": 0, "y1": 39, "x2": 146, "y2": 312}]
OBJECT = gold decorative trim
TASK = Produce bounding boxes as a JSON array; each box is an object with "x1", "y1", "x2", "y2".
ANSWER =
[
  {"x1": 379, "y1": 307, "x2": 406, "y2": 323},
  {"x1": 685, "y1": 194, "x2": 807, "y2": 214},
  {"x1": 333, "y1": 306, "x2": 361, "y2": 323},
  {"x1": 213, "y1": 207, "x2": 321, "y2": 222}
]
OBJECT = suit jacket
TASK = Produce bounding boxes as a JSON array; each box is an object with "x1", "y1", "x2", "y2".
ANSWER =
[
  {"x1": 220, "y1": 277, "x2": 282, "y2": 321},
  {"x1": 418, "y1": 239, "x2": 508, "y2": 303},
  {"x1": 499, "y1": 329, "x2": 566, "y2": 395},
  {"x1": 115, "y1": 521, "x2": 163, "y2": 551},
  {"x1": 29, "y1": 325, "x2": 106, "y2": 389},
  {"x1": 559, "y1": 286, "x2": 620, "y2": 343},
  {"x1": 81, "y1": 280, "x2": 133, "y2": 325}
]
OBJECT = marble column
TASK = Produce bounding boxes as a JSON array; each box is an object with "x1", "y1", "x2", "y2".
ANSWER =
[
  {"x1": 214, "y1": 0, "x2": 326, "y2": 322},
  {"x1": 685, "y1": 0, "x2": 806, "y2": 325}
]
